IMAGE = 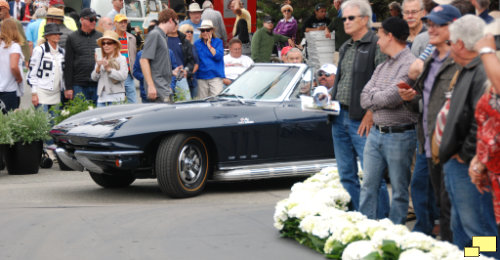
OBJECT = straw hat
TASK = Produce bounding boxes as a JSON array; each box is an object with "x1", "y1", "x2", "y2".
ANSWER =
[
  {"x1": 96, "y1": 30, "x2": 122, "y2": 49},
  {"x1": 198, "y1": 19, "x2": 214, "y2": 30},
  {"x1": 46, "y1": 7, "x2": 64, "y2": 20}
]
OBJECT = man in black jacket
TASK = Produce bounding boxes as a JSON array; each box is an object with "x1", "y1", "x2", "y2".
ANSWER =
[
  {"x1": 63, "y1": 8, "x2": 102, "y2": 104},
  {"x1": 439, "y1": 15, "x2": 499, "y2": 256},
  {"x1": 328, "y1": 0, "x2": 389, "y2": 218}
]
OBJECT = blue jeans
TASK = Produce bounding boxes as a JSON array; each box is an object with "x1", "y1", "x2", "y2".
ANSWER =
[
  {"x1": 411, "y1": 147, "x2": 438, "y2": 235},
  {"x1": 444, "y1": 158, "x2": 499, "y2": 258},
  {"x1": 124, "y1": 74, "x2": 137, "y2": 103},
  {"x1": 73, "y1": 85, "x2": 97, "y2": 105},
  {"x1": 331, "y1": 110, "x2": 389, "y2": 218},
  {"x1": 359, "y1": 126, "x2": 416, "y2": 224},
  {"x1": 0, "y1": 91, "x2": 20, "y2": 112}
]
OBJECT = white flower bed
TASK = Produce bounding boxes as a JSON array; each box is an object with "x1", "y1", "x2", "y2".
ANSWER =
[{"x1": 273, "y1": 167, "x2": 493, "y2": 259}]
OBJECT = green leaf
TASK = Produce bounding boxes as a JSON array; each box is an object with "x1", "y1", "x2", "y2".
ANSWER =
[
  {"x1": 380, "y1": 240, "x2": 402, "y2": 260},
  {"x1": 363, "y1": 252, "x2": 383, "y2": 260}
]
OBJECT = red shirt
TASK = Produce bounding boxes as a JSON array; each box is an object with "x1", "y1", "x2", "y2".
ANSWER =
[{"x1": 475, "y1": 90, "x2": 500, "y2": 173}]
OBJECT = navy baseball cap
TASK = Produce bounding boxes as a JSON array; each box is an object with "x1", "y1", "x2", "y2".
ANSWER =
[{"x1": 421, "y1": 5, "x2": 461, "y2": 25}]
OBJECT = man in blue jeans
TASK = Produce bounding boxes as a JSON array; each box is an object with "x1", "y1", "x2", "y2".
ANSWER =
[
  {"x1": 328, "y1": 0, "x2": 389, "y2": 218},
  {"x1": 438, "y1": 15, "x2": 499, "y2": 257},
  {"x1": 358, "y1": 17, "x2": 418, "y2": 224}
]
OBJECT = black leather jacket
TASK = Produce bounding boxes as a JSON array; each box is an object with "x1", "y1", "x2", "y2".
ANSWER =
[
  {"x1": 439, "y1": 57, "x2": 487, "y2": 164},
  {"x1": 330, "y1": 30, "x2": 383, "y2": 120}
]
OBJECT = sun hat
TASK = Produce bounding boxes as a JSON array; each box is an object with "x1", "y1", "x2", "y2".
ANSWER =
[
  {"x1": 43, "y1": 23, "x2": 63, "y2": 37},
  {"x1": 188, "y1": 3, "x2": 203, "y2": 12},
  {"x1": 97, "y1": 30, "x2": 122, "y2": 49},
  {"x1": 46, "y1": 7, "x2": 64, "y2": 20},
  {"x1": 198, "y1": 19, "x2": 214, "y2": 30}
]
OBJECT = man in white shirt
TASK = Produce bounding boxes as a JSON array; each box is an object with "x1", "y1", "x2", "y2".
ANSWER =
[
  {"x1": 223, "y1": 38, "x2": 254, "y2": 86},
  {"x1": 107, "y1": 0, "x2": 123, "y2": 20}
]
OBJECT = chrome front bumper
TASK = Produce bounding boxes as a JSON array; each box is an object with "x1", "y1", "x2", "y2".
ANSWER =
[{"x1": 55, "y1": 148, "x2": 143, "y2": 173}]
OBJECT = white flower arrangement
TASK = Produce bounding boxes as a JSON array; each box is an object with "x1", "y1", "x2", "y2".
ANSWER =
[{"x1": 273, "y1": 167, "x2": 494, "y2": 259}]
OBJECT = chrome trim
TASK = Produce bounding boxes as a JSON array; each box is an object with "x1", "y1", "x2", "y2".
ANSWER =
[
  {"x1": 213, "y1": 159, "x2": 336, "y2": 181},
  {"x1": 55, "y1": 148, "x2": 84, "y2": 172},
  {"x1": 74, "y1": 150, "x2": 144, "y2": 174}
]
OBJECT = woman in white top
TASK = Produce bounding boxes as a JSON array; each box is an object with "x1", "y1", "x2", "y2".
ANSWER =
[
  {"x1": 0, "y1": 18, "x2": 24, "y2": 112},
  {"x1": 28, "y1": 23, "x2": 65, "y2": 112},
  {"x1": 91, "y1": 30, "x2": 128, "y2": 107}
]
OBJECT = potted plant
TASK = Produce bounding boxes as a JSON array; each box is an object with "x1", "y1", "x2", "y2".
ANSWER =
[{"x1": 4, "y1": 108, "x2": 52, "y2": 174}]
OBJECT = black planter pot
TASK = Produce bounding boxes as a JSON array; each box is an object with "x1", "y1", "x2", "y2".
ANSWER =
[
  {"x1": 5, "y1": 141, "x2": 43, "y2": 175},
  {"x1": 0, "y1": 144, "x2": 6, "y2": 171}
]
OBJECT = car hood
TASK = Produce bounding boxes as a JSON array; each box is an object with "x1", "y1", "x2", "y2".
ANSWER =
[{"x1": 51, "y1": 99, "x2": 275, "y2": 139}]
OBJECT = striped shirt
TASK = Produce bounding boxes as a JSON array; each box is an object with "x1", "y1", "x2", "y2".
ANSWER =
[
  {"x1": 119, "y1": 32, "x2": 130, "y2": 72},
  {"x1": 360, "y1": 47, "x2": 418, "y2": 126}
]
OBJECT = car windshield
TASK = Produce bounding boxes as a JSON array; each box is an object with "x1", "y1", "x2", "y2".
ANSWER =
[{"x1": 220, "y1": 66, "x2": 300, "y2": 101}]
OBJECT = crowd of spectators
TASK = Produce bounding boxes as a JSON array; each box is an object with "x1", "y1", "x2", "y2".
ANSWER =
[{"x1": 1, "y1": 0, "x2": 500, "y2": 255}]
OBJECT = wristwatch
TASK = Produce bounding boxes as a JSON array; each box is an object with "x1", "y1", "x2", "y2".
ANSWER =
[{"x1": 479, "y1": 47, "x2": 496, "y2": 56}]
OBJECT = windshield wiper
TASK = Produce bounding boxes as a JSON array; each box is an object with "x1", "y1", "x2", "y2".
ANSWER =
[{"x1": 218, "y1": 93, "x2": 246, "y2": 104}]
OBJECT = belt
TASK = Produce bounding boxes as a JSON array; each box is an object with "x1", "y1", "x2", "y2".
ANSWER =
[
  {"x1": 340, "y1": 104, "x2": 349, "y2": 111},
  {"x1": 374, "y1": 124, "x2": 415, "y2": 134}
]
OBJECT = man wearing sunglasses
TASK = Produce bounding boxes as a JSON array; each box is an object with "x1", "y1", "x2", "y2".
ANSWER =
[
  {"x1": 64, "y1": 8, "x2": 102, "y2": 103},
  {"x1": 316, "y1": 63, "x2": 336, "y2": 90},
  {"x1": 329, "y1": 0, "x2": 390, "y2": 219}
]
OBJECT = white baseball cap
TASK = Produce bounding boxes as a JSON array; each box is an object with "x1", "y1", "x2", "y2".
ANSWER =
[{"x1": 319, "y1": 64, "x2": 337, "y2": 75}]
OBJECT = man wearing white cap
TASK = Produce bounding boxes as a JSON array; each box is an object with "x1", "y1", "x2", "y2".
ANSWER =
[
  {"x1": 316, "y1": 63, "x2": 336, "y2": 89},
  {"x1": 180, "y1": 3, "x2": 204, "y2": 42}
]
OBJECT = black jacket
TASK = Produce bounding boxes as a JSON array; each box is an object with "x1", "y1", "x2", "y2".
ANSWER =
[
  {"x1": 177, "y1": 31, "x2": 196, "y2": 74},
  {"x1": 64, "y1": 29, "x2": 102, "y2": 89},
  {"x1": 330, "y1": 30, "x2": 382, "y2": 120},
  {"x1": 439, "y1": 57, "x2": 487, "y2": 164}
]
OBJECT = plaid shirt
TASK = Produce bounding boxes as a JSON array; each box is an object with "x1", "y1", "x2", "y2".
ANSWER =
[
  {"x1": 360, "y1": 47, "x2": 418, "y2": 126},
  {"x1": 335, "y1": 34, "x2": 386, "y2": 106}
]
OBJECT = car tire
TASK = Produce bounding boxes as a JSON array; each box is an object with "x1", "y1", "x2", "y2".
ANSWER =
[
  {"x1": 89, "y1": 172, "x2": 136, "y2": 188},
  {"x1": 156, "y1": 134, "x2": 209, "y2": 198}
]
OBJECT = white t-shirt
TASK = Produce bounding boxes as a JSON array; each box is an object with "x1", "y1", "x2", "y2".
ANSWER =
[
  {"x1": 0, "y1": 41, "x2": 23, "y2": 93},
  {"x1": 223, "y1": 54, "x2": 254, "y2": 80}
]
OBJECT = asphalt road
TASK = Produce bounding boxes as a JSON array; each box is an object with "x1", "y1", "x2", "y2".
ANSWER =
[{"x1": 0, "y1": 165, "x2": 325, "y2": 260}]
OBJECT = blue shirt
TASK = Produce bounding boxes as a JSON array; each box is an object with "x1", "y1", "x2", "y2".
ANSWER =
[
  {"x1": 479, "y1": 9, "x2": 494, "y2": 24},
  {"x1": 26, "y1": 19, "x2": 43, "y2": 43},
  {"x1": 167, "y1": 36, "x2": 184, "y2": 67},
  {"x1": 194, "y1": 37, "x2": 225, "y2": 80}
]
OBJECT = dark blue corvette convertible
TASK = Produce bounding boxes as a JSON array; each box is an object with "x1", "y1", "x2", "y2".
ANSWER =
[{"x1": 50, "y1": 63, "x2": 335, "y2": 198}]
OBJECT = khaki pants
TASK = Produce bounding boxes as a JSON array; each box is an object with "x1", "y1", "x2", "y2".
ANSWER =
[{"x1": 197, "y1": 78, "x2": 223, "y2": 99}]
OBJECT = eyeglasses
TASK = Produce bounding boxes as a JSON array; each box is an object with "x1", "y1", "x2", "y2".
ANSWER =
[
  {"x1": 101, "y1": 41, "x2": 115, "y2": 46},
  {"x1": 282, "y1": 9, "x2": 292, "y2": 13},
  {"x1": 200, "y1": 29, "x2": 211, "y2": 32},
  {"x1": 185, "y1": 30, "x2": 193, "y2": 34},
  {"x1": 403, "y1": 9, "x2": 422, "y2": 15},
  {"x1": 85, "y1": 17, "x2": 97, "y2": 23},
  {"x1": 341, "y1": 15, "x2": 362, "y2": 22},
  {"x1": 317, "y1": 71, "x2": 333, "y2": 77},
  {"x1": 425, "y1": 21, "x2": 449, "y2": 29}
]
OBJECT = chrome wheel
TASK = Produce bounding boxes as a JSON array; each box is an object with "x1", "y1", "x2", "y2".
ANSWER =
[{"x1": 178, "y1": 143, "x2": 203, "y2": 185}]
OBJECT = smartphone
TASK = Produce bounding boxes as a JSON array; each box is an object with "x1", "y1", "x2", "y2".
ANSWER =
[
  {"x1": 95, "y1": 48, "x2": 103, "y2": 61},
  {"x1": 397, "y1": 82, "x2": 412, "y2": 90}
]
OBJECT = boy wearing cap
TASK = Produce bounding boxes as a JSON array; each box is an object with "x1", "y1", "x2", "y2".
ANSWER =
[
  {"x1": 251, "y1": 16, "x2": 294, "y2": 62},
  {"x1": 114, "y1": 14, "x2": 137, "y2": 103},
  {"x1": 399, "y1": 4, "x2": 461, "y2": 241},
  {"x1": 180, "y1": 3, "x2": 204, "y2": 42},
  {"x1": 302, "y1": 3, "x2": 331, "y2": 34},
  {"x1": 64, "y1": 8, "x2": 102, "y2": 103},
  {"x1": 358, "y1": 17, "x2": 418, "y2": 225}
]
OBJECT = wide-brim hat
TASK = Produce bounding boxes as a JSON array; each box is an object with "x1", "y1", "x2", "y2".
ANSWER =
[
  {"x1": 43, "y1": 23, "x2": 63, "y2": 37},
  {"x1": 46, "y1": 7, "x2": 64, "y2": 20},
  {"x1": 96, "y1": 30, "x2": 122, "y2": 49},
  {"x1": 198, "y1": 19, "x2": 214, "y2": 30},
  {"x1": 188, "y1": 3, "x2": 203, "y2": 12}
]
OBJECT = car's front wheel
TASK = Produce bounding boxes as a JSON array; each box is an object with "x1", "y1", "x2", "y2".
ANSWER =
[
  {"x1": 156, "y1": 134, "x2": 209, "y2": 198},
  {"x1": 89, "y1": 172, "x2": 136, "y2": 188}
]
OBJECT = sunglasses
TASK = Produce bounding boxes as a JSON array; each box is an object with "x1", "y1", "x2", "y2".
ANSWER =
[
  {"x1": 317, "y1": 71, "x2": 333, "y2": 77},
  {"x1": 85, "y1": 17, "x2": 97, "y2": 23},
  {"x1": 341, "y1": 15, "x2": 362, "y2": 22},
  {"x1": 282, "y1": 9, "x2": 292, "y2": 13},
  {"x1": 101, "y1": 41, "x2": 115, "y2": 46},
  {"x1": 200, "y1": 29, "x2": 212, "y2": 32},
  {"x1": 185, "y1": 30, "x2": 193, "y2": 34}
]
